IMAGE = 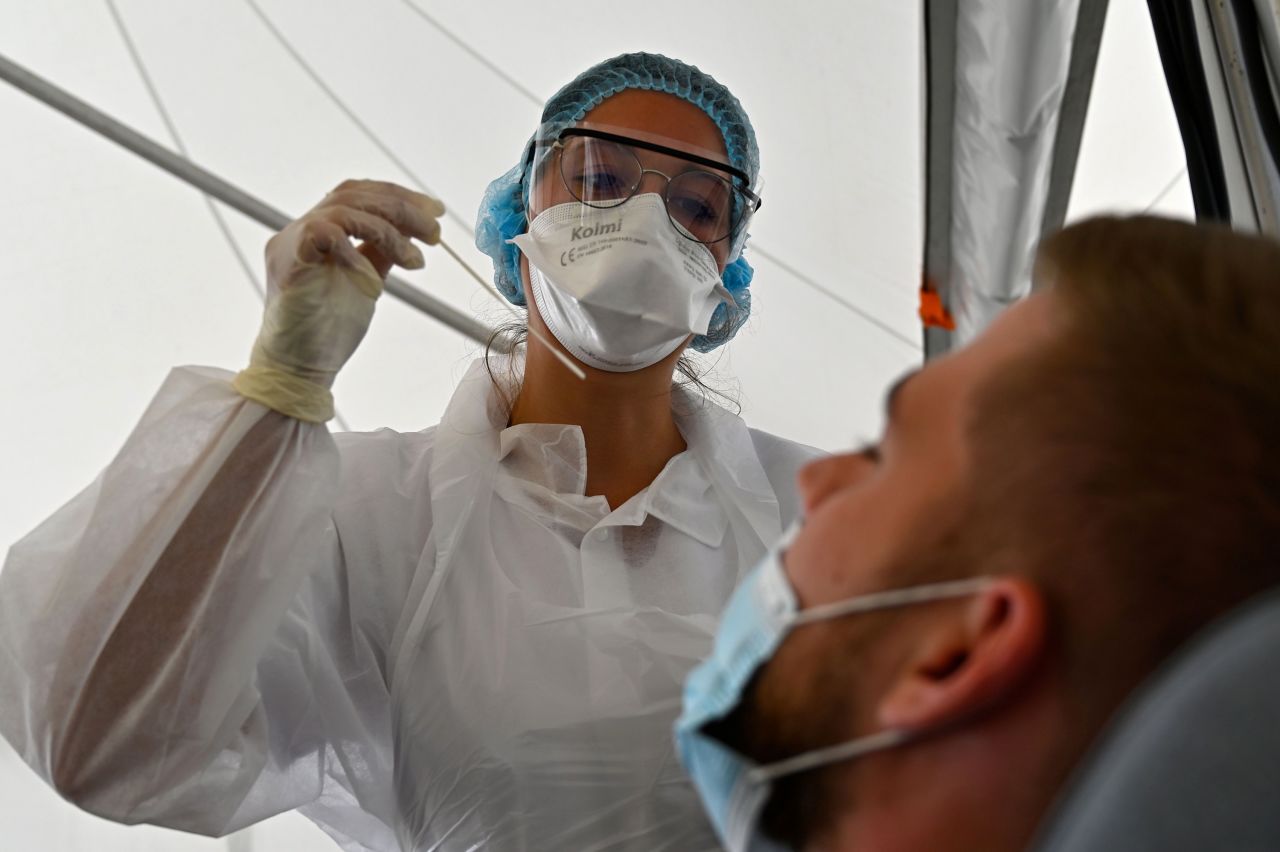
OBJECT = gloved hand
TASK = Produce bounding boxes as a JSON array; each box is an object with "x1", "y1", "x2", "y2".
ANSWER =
[{"x1": 233, "y1": 180, "x2": 445, "y2": 422}]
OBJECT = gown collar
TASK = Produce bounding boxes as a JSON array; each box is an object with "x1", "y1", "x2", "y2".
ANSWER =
[{"x1": 438, "y1": 357, "x2": 782, "y2": 550}]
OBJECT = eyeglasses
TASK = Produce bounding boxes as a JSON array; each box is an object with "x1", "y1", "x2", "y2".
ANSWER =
[{"x1": 530, "y1": 128, "x2": 762, "y2": 245}]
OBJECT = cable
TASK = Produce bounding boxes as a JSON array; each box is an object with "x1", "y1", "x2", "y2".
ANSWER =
[
  {"x1": 105, "y1": 0, "x2": 263, "y2": 302},
  {"x1": 1143, "y1": 165, "x2": 1190, "y2": 213},
  {"x1": 397, "y1": 0, "x2": 543, "y2": 109},
  {"x1": 747, "y1": 245, "x2": 919, "y2": 349},
  {"x1": 244, "y1": 0, "x2": 477, "y2": 238},
  {"x1": 392, "y1": 0, "x2": 922, "y2": 351},
  {"x1": 105, "y1": 0, "x2": 354, "y2": 431}
]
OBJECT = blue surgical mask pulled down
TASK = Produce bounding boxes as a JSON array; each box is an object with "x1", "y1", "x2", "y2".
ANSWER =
[{"x1": 675, "y1": 520, "x2": 991, "y2": 851}]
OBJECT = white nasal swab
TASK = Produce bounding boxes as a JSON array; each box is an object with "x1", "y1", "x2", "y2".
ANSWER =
[{"x1": 436, "y1": 237, "x2": 587, "y2": 381}]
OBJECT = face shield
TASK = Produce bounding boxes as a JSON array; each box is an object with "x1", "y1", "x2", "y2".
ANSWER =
[
  {"x1": 506, "y1": 121, "x2": 761, "y2": 371},
  {"x1": 523, "y1": 121, "x2": 762, "y2": 269}
]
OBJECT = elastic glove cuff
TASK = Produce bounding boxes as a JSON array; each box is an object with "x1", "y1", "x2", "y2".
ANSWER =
[{"x1": 232, "y1": 365, "x2": 335, "y2": 423}]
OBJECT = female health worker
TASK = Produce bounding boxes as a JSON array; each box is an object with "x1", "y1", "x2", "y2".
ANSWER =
[{"x1": 0, "y1": 53, "x2": 820, "y2": 851}]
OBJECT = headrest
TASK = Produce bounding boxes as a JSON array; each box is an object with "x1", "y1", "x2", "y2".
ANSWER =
[{"x1": 1034, "y1": 587, "x2": 1280, "y2": 851}]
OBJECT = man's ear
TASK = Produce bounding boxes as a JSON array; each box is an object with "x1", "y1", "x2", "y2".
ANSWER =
[{"x1": 876, "y1": 578, "x2": 1047, "y2": 731}]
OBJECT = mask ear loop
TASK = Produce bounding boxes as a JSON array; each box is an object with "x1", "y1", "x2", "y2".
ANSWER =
[
  {"x1": 790, "y1": 576, "x2": 994, "y2": 627},
  {"x1": 436, "y1": 236, "x2": 586, "y2": 381},
  {"x1": 737, "y1": 576, "x2": 996, "y2": 794},
  {"x1": 747, "y1": 729, "x2": 912, "y2": 786}
]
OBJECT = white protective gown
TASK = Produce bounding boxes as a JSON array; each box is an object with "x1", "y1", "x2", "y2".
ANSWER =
[{"x1": 0, "y1": 358, "x2": 820, "y2": 851}]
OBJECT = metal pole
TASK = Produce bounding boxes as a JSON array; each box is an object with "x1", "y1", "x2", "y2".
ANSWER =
[
  {"x1": 1203, "y1": 0, "x2": 1276, "y2": 232},
  {"x1": 922, "y1": 0, "x2": 960, "y2": 360},
  {"x1": 1040, "y1": 0, "x2": 1110, "y2": 239},
  {"x1": 0, "y1": 50, "x2": 496, "y2": 346}
]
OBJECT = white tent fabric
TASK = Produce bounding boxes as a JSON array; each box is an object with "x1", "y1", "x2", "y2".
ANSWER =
[{"x1": 0, "y1": 1, "x2": 1190, "y2": 849}]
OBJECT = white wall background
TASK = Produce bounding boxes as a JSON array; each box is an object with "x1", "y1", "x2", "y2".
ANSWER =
[{"x1": 0, "y1": 0, "x2": 1191, "y2": 849}]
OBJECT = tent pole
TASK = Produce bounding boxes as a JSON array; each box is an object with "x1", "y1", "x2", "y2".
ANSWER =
[
  {"x1": 922, "y1": 0, "x2": 960, "y2": 361},
  {"x1": 1041, "y1": 0, "x2": 1111, "y2": 238},
  {"x1": 0, "y1": 50, "x2": 496, "y2": 347}
]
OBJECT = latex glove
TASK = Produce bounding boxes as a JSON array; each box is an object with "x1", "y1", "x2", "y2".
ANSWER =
[{"x1": 233, "y1": 180, "x2": 444, "y2": 422}]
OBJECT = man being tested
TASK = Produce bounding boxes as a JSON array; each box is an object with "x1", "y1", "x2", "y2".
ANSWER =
[{"x1": 678, "y1": 216, "x2": 1280, "y2": 851}]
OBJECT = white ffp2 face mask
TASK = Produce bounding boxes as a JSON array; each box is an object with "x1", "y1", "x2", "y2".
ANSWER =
[{"x1": 509, "y1": 194, "x2": 734, "y2": 372}]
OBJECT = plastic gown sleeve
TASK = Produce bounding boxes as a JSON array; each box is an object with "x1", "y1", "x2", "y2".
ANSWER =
[{"x1": 0, "y1": 366, "x2": 396, "y2": 843}]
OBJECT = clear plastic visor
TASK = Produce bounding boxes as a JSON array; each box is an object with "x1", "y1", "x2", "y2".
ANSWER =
[{"x1": 525, "y1": 121, "x2": 760, "y2": 266}]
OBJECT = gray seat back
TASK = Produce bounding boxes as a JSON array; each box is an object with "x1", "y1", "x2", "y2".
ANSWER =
[{"x1": 1034, "y1": 588, "x2": 1280, "y2": 852}]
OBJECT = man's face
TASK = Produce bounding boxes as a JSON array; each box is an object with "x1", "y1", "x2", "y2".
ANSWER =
[
  {"x1": 726, "y1": 292, "x2": 1059, "y2": 847},
  {"x1": 790, "y1": 293, "x2": 1055, "y2": 610}
]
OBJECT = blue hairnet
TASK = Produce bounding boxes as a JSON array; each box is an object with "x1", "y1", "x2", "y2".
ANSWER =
[{"x1": 474, "y1": 52, "x2": 759, "y2": 354}]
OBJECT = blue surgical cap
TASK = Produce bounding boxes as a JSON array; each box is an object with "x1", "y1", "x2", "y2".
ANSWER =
[{"x1": 474, "y1": 52, "x2": 760, "y2": 353}]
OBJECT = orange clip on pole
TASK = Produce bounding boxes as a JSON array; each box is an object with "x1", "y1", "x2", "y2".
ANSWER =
[{"x1": 918, "y1": 285, "x2": 956, "y2": 331}]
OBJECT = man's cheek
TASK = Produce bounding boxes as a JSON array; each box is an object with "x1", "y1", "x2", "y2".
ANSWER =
[
  {"x1": 749, "y1": 627, "x2": 833, "y2": 745},
  {"x1": 787, "y1": 510, "x2": 873, "y2": 608},
  {"x1": 801, "y1": 481, "x2": 926, "y2": 605}
]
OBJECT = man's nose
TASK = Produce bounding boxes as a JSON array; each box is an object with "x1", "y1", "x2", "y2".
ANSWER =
[{"x1": 796, "y1": 452, "x2": 875, "y2": 516}]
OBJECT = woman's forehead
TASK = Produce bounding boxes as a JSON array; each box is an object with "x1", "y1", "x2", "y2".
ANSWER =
[{"x1": 578, "y1": 89, "x2": 728, "y2": 162}]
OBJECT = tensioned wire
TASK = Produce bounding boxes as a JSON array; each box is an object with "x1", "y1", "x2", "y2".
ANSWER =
[
  {"x1": 104, "y1": 0, "x2": 355, "y2": 432},
  {"x1": 1143, "y1": 166, "x2": 1190, "y2": 213},
  {"x1": 252, "y1": 0, "x2": 921, "y2": 352},
  {"x1": 244, "y1": 0, "x2": 479, "y2": 241}
]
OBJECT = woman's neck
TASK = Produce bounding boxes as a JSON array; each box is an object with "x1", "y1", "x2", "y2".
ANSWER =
[{"x1": 508, "y1": 340, "x2": 687, "y2": 510}]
